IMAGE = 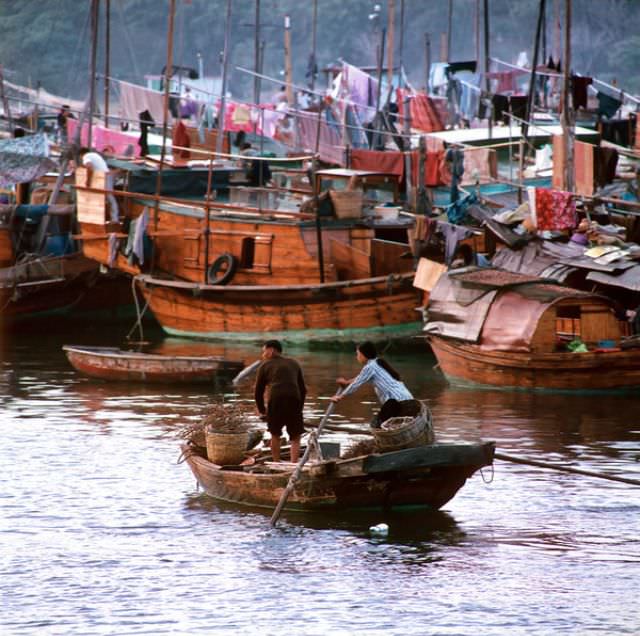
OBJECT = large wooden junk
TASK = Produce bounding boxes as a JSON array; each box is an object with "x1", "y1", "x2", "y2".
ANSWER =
[{"x1": 74, "y1": 164, "x2": 422, "y2": 342}]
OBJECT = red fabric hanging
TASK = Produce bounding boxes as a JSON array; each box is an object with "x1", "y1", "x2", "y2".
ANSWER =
[
  {"x1": 535, "y1": 188, "x2": 577, "y2": 231},
  {"x1": 397, "y1": 89, "x2": 444, "y2": 133},
  {"x1": 172, "y1": 120, "x2": 191, "y2": 159},
  {"x1": 350, "y1": 149, "x2": 405, "y2": 178}
]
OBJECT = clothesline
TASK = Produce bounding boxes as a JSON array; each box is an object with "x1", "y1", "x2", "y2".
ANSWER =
[
  {"x1": 168, "y1": 144, "x2": 314, "y2": 163},
  {"x1": 491, "y1": 56, "x2": 640, "y2": 105},
  {"x1": 456, "y1": 78, "x2": 482, "y2": 93}
]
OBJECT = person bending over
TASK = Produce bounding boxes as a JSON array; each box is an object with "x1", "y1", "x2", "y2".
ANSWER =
[{"x1": 331, "y1": 341, "x2": 420, "y2": 427}]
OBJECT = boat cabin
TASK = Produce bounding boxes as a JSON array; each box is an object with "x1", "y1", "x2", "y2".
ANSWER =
[
  {"x1": 425, "y1": 268, "x2": 628, "y2": 353},
  {"x1": 315, "y1": 168, "x2": 399, "y2": 206}
]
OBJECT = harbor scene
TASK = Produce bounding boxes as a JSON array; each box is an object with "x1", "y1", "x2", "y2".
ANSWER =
[{"x1": 1, "y1": 1, "x2": 640, "y2": 634}]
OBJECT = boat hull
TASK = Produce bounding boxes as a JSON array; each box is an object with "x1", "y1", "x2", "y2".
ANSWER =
[
  {"x1": 63, "y1": 345, "x2": 244, "y2": 383},
  {"x1": 182, "y1": 442, "x2": 495, "y2": 512},
  {"x1": 430, "y1": 336, "x2": 640, "y2": 390},
  {"x1": 1, "y1": 255, "x2": 100, "y2": 324},
  {"x1": 136, "y1": 274, "x2": 422, "y2": 343}
]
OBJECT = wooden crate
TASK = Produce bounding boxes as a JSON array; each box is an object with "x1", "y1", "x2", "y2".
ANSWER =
[{"x1": 76, "y1": 167, "x2": 107, "y2": 225}]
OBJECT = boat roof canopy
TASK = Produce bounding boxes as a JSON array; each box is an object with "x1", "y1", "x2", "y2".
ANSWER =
[
  {"x1": 424, "y1": 268, "x2": 614, "y2": 349},
  {"x1": 316, "y1": 168, "x2": 399, "y2": 181}
]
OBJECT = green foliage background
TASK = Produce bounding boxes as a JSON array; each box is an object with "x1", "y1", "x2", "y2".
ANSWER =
[{"x1": 0, "y1": 0, "x2": 638, "y2": 100}]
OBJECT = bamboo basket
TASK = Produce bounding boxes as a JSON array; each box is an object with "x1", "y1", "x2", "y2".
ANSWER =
[
  {"x1": 329, "y1": 189, "x2": 363, "y2": 218},
  {"x1": 373, "y1": 403, "x2": 434, "y2": 452},
  {"x1": 205, "y1": 429, "x2": 249, "y2": 465}
]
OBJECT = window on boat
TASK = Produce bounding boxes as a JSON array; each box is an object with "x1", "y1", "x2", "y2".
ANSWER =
[
  {"x1": 319, "y1": 177, "x2": 349, "y2": 193},
  {"x1": 241, "y1": 237, "x2": 255, "y2": 269},
  {"x1": 555, "y1": 305, "x2": 581, "y2": 343}
]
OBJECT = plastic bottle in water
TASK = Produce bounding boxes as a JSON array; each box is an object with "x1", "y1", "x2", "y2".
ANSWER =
[{"x1": 369, "y1": 523, "x2": 389, "y2": 536}]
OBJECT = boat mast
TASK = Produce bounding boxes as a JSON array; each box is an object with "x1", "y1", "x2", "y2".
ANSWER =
[
  {"x1": 521, "y1": 0, "x2": 546, "y2": 182},
  {"x1": 387, "y1": 0, "x2": 395, "y2": 90},
  {"x1": 309, "y1": 0, "x2": 318, "y2": 91},
  {"x1": 284, "y1": 14, "x2": 294, "y2": 106},
  {"x1": 88, "y1": 0, "x2": 99, "y2": 149},
  {"x1": 103, "y1": 0, "x2": 110, "y2": 127},
  {"x1": 152, "y1": 0, "x2": 176, "y2": 241},
  {"x1": 484, "y1": 0, "x2": 491, "y2": 140},
  {"x1": 253, "y1": 0, "x2": 260, "y2": 104},
  {"x1": 0, "y1": 66, "x2": 13, "y2": 134},
  {"x1": 561, "y1": 0, "x2": 574, "y2": 192},
  {"x1": 446, "y1": 0, "x2": 453, "y2": 62},
  {"x1": 215, "y1": 0, "x2": 232, "y2": 158},
  {"x1": 399, "y1": 0, "x2": 405, "y2": 86}
]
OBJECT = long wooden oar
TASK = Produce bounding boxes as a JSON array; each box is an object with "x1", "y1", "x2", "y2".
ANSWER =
[
  {"x1": 495, "y1": 452, "x2": 640, "y2": 486},
  {"x1": 232, "y1": 359, "x2": 261, "y2": 385},
  {"x1": 270, "y1": 391, "x2": 342, "y2": 527}
]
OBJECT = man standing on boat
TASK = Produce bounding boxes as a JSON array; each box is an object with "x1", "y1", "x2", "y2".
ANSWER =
[{"x1": 254, "y1": 340, "x2": 306, "y2": 463}]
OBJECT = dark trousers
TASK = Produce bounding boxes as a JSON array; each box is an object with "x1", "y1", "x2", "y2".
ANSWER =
[{"x1": 372, "y1": 399, "x2": 421, "y2": 428}]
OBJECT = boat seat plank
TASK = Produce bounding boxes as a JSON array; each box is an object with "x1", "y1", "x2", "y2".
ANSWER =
[{"x1": 363, "y1": 442, "x2": 495, "y2": 474}]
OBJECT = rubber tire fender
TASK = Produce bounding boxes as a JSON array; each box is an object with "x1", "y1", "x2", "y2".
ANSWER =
[{"x1": 207, "y1": 252, "x2": 238, "y2": 285}]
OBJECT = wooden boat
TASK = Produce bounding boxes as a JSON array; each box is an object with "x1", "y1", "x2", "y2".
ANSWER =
[
  {"x1": 0, "y1": 204, "x2": 106, "y2": 326},
  {"x1": 181, "y1": 440, "x2": 495, "y2": 512},
  {"x1": 63, "y1": 345, "x2": 244, "y2": 383},
  {"x1": 73, "y1": 165, "x2": 422, "y2": 342},
  {"x1": 425, "y1": 267, "x2": 640, "y2": 390}
]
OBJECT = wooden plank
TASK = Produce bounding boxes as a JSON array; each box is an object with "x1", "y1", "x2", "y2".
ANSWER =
[
  {"x1": 371, "y1": 238, "x2": 410, "y2": 276},
  {"x1": 329, "y1": 238, "x2": 372, "y2": 280},
  {"x1": 363, "y1": 443, "x2": 494, "y2": 474}
]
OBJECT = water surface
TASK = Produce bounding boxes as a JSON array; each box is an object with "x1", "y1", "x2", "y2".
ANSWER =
[{"x1": 1, "y1": 323, "x2": 639, "y2": 635}]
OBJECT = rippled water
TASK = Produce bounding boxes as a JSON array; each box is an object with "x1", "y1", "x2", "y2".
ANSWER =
[{"x1": 1, "y1": 321, "x2": 639, "y2": 635}]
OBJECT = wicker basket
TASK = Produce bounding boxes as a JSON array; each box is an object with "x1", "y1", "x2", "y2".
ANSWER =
[
  {"x1": 330, "y1": 189, "x2": 363, "y2": 218},
  {"x1": 373, "y1": 403, "x2": 434, "y2": 452},
  {"x1": 205, "y1": 429, "x2": 249, "y2": 465}
]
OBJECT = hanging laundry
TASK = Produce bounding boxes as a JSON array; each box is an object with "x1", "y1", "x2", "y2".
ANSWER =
[
  {"x1": 491, "y1": 94, "x2": 509, "y2": 123},
  {"x1": 118, "y1": 80, "x2": 165, "y2": 129},
  {"x1": 138, "y1": 110, "x2": 155, "y2": 157},
  {"x1": 534, "y1": 188, "x2": 577, "y2": 232},
  {"x1": 485, "y1": 69, "x2": 527, "y2": 93},
  {"x1": 396, "y1": 89, "x2": 444, "y2": 133},
  {"x1": 446, "y1": 61, "x2": 477, "y2": 75},
  {"x1": 599, "y1": 119, "x2": 630, "y2": 146},
  {"x1": 571, "y1": 76, "x2": 593, "y2": 110},
  {"x1": 597, "y1": 91, "x2": 622, "y2": 119},
  {"x1": 459, "y1": 75, "x2": 481, "y2": 122},
  {"x1": 429, "y1": 63, "x2": 449, "y2": 95},
  {"x1": 0, "y1": 133, "x2": 56, "y2": 187},
  {"x1": 171, "y1": 120, "x2": 191, "y2": 159},
  {"x1": 351, "y1": 149, "x2": 405, "y2": 178}
]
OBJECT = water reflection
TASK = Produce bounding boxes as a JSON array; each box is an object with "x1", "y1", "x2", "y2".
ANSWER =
[{"x1": 2, "y1": 324, "x2": 640, "y2": 634}]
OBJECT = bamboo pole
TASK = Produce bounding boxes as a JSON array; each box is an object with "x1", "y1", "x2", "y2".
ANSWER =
[
  {"x1": 270, "y1": 389, "x2": 343, "y2": 527},
  {"x1": 215, "y1": 0, "x2": 232, "y2": 158},
  {"x1": 88, "y1": 0, "x2": 99, "y2": 149},
  {"x1": 424, "y1": 32, "x2": 430, "y2": 91},
  {"x1": 313, "y1": 105, "x2": 325, "y2": 284},
  {"x1": 446, "y1": 0, "x2": 453, "y2": 63},
  {"x1": 310, "y1": 0, "x2": 318, "y2": 91},
  {"x1": 253, "y1": 0, "x2": 261, "y2": 105},
  {"x1": 399, "y1": 0, "x2": 405, "y2": 86},
  {"x1": 103, "y1": 0, "x2": 111, "y2": 128},
  {"x1": 495, "y1": 452, "x2": 640, "y2": 486},
  {"x1": 0, "y1": 66, "x2": 13, "y2": 133},
  {"x1": 284, "y1": 14, "x2": 294, "y2": 106},
  {"x1": 387, "y1": 0, "x2": 395, "y2": 89},
  {"x1": 561, "y1": 0, "x2": 574, "y2": 192},
  {"x1": 484, "y1": 0, "x2": 492, "y2": 139},
  {"x1": 152, "y1": 0, "x2": 176, "y2": 245}
]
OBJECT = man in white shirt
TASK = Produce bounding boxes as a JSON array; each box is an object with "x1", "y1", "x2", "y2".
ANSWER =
[{"x1": 80, "y1": 149, "x2": 119, "y2": 222}]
